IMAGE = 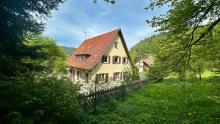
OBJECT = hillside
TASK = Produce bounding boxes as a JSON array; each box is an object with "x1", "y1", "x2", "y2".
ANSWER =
[
  {"x1": 129, "y1": 34, "x2": 165, "y2": 63},
  {"x1": 59, "y1": 46, "x2": 76, "y2": 57}
]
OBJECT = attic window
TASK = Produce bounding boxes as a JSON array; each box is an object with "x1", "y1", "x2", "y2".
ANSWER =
[
  {"x1": 88, "y1": 45, "x2": 92, "y2": 48},
  {"x1": 76, "y1": 55, "x2": 89, "y2": 61},
  {"x1": 114, "y1": 41, "x2": 119, "y2": 49}
]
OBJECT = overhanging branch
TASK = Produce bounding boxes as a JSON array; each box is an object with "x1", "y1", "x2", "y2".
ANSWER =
[{"x1": 192, "y1": 17, "x2": 220, "y2": 45}]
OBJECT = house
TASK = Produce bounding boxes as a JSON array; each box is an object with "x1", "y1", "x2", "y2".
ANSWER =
[
  {"x1": 135, "y1": 56, "x2": 154, "y2": 74},
  {"x1": 67, "y1": 29, "x2": 132, "y2": 87}
]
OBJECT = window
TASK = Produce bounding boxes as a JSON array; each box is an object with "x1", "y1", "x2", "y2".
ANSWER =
[
  {"x1": 76, "y1": 54, "x2": 90, "y2": 61},
  {"x1": 122, "y1": 57, "x2": 128, "y2": 64},
  {"x1": 96, "y1": 73, "x2": 108, "y2": 82},
  {"x1": 77, "y1": 71, "x2": 87, "y2": 80},
  {"x1": 113, "y1": 72, "x2": 121, "y2": 81},
  {"x1": 114, "y1": 41, "x2": 119, "y2": 49},
  {"x1": 102, "y1": 55, "x2": 110, "y2": 63},
  {"x1": 76, "y1": 55, "x2": 86, "y2": 61},
  {"x1": 80, "y1": 72, "x2": 86, "y2": 80},
  {"x1": 88, "y1": 45, "x2": 92, "y2": 48},
  {"x1": 113, "y1": 56, "x2": 121, "y2": 64},
  {"x1": 122, "y1": 72, "x2": 127, "y2": 81}
]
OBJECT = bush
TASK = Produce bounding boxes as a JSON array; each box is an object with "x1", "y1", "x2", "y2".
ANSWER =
[
  {"x1": 148, "y1": 66, "x2": 163, "y2": 82},
  {"x1": 123, "y1": 67, "x2": 140, "y2": 84},
  {"x1": 0, "y1": 73, "x2": 81, "y2": 123}
]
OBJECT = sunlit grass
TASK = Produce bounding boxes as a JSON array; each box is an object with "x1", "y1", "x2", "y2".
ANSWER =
[
  {"x1": 201, "y1": 70, "x2": 219, "y2": 78},
  {"x1": 83, "y1": 77, "x2": 220, "y2": 124}
]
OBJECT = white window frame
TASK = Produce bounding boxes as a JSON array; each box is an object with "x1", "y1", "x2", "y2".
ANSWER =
[
  {"x1": 113, "y1": 56, "x2": 120, "y2": 64},
  {"x1": 76, "y1": 55, "x2": 86, "y2": 61},
  {"x1": 114, "y1": 72, "x2": 120, "y2": 81},
  {"x1": 103, "y1": 55, "x2": 109, "y2": 63},
  {"x1": 123, "y1": 57, "x2": 128, "y2": 64},
  {"x1": 96, "y1": 73, "x2": 108, "y2": 82}
]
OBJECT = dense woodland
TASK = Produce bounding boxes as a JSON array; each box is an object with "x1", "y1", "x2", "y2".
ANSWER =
[
  {"x1": 0, "y1": 0, "x2": 220, "y2": 123},
  {"x1": 130, "y1": 24, "x2": 220, "y2": 80}
]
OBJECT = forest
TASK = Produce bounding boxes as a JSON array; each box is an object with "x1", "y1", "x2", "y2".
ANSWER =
[{"x1": 0, "y1": 0, "x2": 220, "y2": 123}]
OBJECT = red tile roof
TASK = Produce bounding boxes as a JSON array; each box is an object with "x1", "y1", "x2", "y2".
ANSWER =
[
  {"x1": 143, "y1": 56, "x2": 154, "y2": 66},
  {"x1": 67, "y1": 29, "x2": 128, "y2": 70}
]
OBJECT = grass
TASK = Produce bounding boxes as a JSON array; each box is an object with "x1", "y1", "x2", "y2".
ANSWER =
[{"x1": 83, "y1": 77, "x2": 220, "y2": 124}]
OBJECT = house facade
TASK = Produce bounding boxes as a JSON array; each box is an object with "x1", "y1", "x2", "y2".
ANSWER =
[
  {"x1": 67, "y1": 29, "x2": 132, "y2": 86},
  {"x1": 135, "y1": 56, "x2": 154, "y2": 74}
]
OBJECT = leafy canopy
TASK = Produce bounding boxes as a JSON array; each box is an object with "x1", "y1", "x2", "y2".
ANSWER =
[
  {"x1": 0, "y1": 0, "x2": 64, "y2": 76},
  {"x1": 24, "y1": 33, "x2": 67, "y2": 75},
  {"x1": 146, "y1": 0, "x2": 220, "y2": 62}
]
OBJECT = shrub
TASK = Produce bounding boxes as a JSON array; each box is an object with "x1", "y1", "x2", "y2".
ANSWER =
[
  {"x1": 148, "y1": 66, "x2": 164, "y2": 82},
  {"x1": 0, "y1": 73, "x2": 81, "y2": 123},
  {"x1": 123, "y1": 67, "x2": 140, "y2": 84}
]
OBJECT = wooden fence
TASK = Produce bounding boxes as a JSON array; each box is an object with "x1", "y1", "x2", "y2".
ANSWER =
[{"x1": 78, "y1": 80, "x2": 148, "y2": 107}]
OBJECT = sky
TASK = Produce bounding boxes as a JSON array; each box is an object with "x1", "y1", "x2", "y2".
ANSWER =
[{"x1": 43, "y1": 0, "x2": 168, "y2": 49}]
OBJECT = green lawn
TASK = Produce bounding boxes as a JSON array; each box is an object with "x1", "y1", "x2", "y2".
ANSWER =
[{"x1": 83, "y1": 77, "x2": 220, "y2": 124}]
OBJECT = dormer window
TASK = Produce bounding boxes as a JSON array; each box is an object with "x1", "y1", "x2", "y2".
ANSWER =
[
  {"x1": 76, "y1": 56, "x2": 86, "y2": 61},
  {"x1": 76, "y1": 54, "x2": 90, "y2": 61},
  {"x1": 102, "y1": 55, "x2": 110, "y2": 63},
  {"x1": 114, "y1": 41, "x2": 119, "y2": 49}
]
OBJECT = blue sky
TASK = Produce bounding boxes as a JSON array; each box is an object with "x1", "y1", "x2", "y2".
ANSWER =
[{"x1": 43, "y1": 0, "x2": 168, "y2": 49}]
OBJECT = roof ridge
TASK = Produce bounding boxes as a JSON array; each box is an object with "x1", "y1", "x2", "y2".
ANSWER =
[{"x1": 84, "y1": 28, "x2": 120, "y2": 41}]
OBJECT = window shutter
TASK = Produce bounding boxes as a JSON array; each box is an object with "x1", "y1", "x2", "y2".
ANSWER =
[
  {"x1": 112, "y1": 56, "x2": 115, "y2": 64},
  {"x1": 122, "y1": 57, "x2": 125, "y2": 64},
  {"x1": 119, "y1": 57, "x2": 121, "y2": 64},
  {"x1": 108, "y1": 56, "x2": 111, "y2": 64},
  {"x1": 123, "y1": 72, "x2": 125, "y2": 80},
  {"x1": 101, "y1": 55, "x2": 104, "y2": 63},
  {"x1": 77, "y1": 71, "x2": 79, "y2": 80},
  {"x1": 120, "y1": 72, "x2": 123, "y2": 80},
  {"x1": 95, "y1": 75, "x2": 98, "y2": 82},
  {"x1": 105, "y1": 73, "x2": 108, "y2": 82}
]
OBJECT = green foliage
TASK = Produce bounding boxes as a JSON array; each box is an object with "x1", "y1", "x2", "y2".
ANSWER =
[
  {"x1": 0, "y1": 0, "x2": 64, "y2": 76},
  {"x1": 130, "y1": 35, "x2": 165, "y2": 63},
  {"x1": 59, "y1": 46, "x2": 76, "y2": 57},
  {"x1": 83, "y1": 77, "x2": 220, "y2": 123},
  {"x1": 123, "y1": 67, "x2": 140, "y2": 84},
  {"x1": 23, "y1": 33, "x2": 67, "y2": 75},
  {"x1": 147, "y1": 0, "x2": 220, "y2": 33},
  {"x1": 148, "y1": 66, "x2": 164, "y2": 82},
  {"x1": 0, "y1": 73, "x2": 81, "y2": 123},
  {"x1": 143, "y1": 0, "x2": 220, "y2": 79},
  {"x1": 130, "y1": 24, "x2": 220, "y2": 80},
  {"x1": 94, "y1": 0, "x2": 115, "y2": 4}
]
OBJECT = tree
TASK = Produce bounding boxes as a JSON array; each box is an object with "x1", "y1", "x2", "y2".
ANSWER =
[
  {"x1": 130, "y1": 35, "x2": 165, "y2": 63},
  {"x1": 94, "y1": 0, "x2": 115, "y2": 4},
  {"x1": 0, "y1": 73, "x2": 81, "y2": 123},
  {"x1": 0, "y1": 0, "x2": 64, "y2": 76},
  {"x1": 146, "y1": 0, "x2": 220, "y2": 69},
  {"x1": 24, "y1": 33, "x2": 66, "y2": 75}
]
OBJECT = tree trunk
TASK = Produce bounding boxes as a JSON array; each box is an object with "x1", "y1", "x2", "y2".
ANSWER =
[
  {"x1": 198, "y1": 67, "x2": 202, "y2": 81},
  {"x1": 178, "y1": 71, "x2": 185, "y2": 81}
]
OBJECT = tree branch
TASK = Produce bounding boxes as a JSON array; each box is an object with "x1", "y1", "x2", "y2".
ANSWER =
[{"x1": 192, "y1": 17, "x2": 220, "y2": 45}]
